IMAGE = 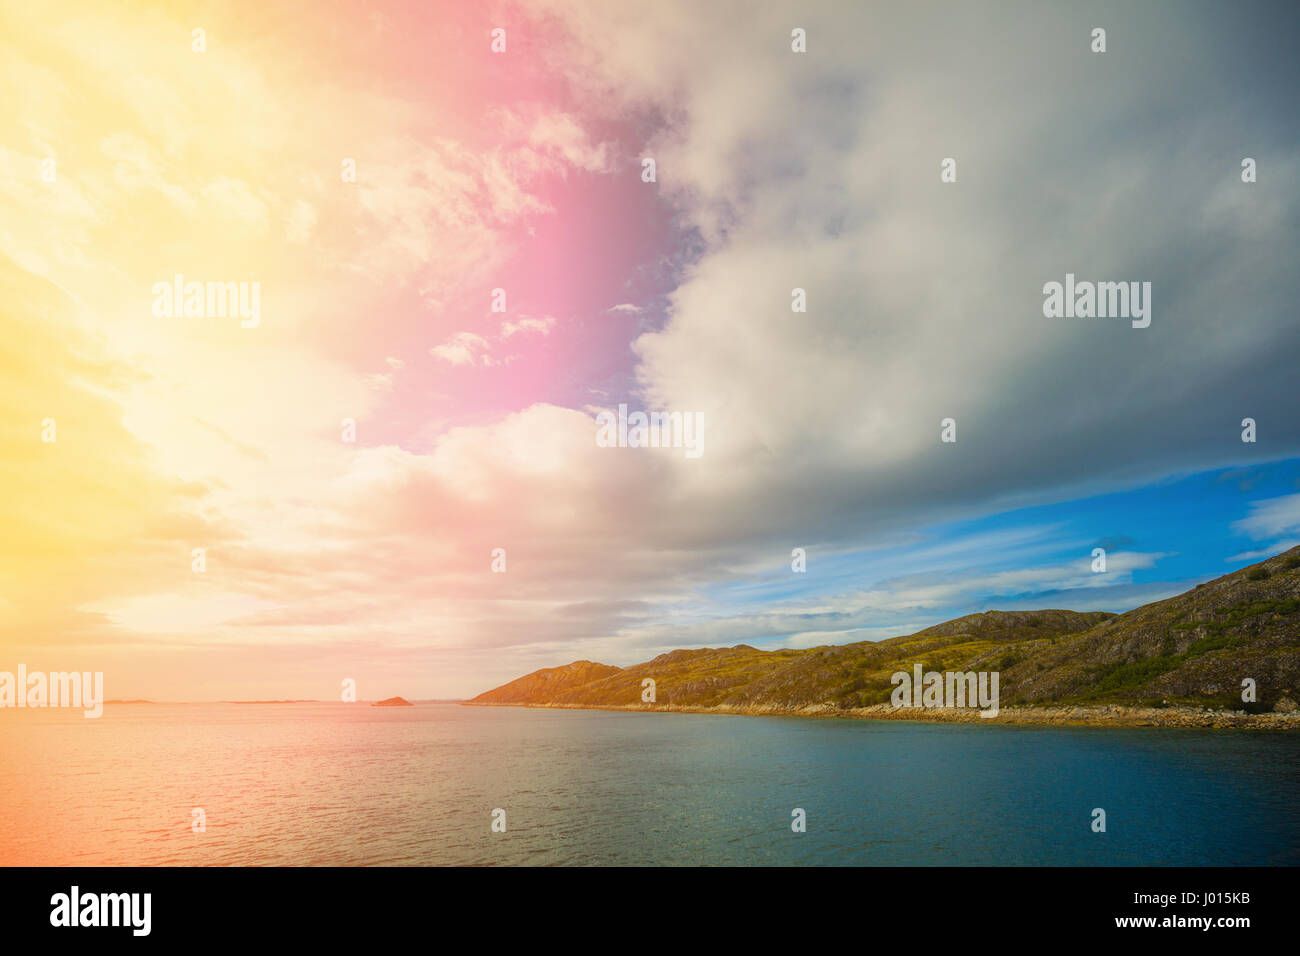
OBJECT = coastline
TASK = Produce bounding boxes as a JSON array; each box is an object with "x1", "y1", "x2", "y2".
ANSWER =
[{"x1": 460, "y1": 699, "x2": 1300, "y2": 730}]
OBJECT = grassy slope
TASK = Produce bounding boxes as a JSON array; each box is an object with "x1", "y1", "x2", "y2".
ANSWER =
[{"x1": 471, "y1": 547, "x2": 1300, "y2": 714}]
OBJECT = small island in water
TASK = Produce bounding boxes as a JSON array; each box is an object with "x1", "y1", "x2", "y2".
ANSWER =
[{"x1": 371, "y1": 696, "x2": 414, "y2": 707}]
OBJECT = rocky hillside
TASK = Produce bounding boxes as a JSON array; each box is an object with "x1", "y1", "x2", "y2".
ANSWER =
[
  {"x1": 469, "y1": 548, "x2": 1300, "y2": 716},
  {"x1": 475, "y1": 660, "x2": 621, "y2": 702}
]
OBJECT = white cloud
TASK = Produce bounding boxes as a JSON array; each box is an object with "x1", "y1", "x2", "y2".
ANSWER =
[
  {"x1": 285, "y1": 199, "x2": 317, "y2": 243},
  {"x1": 501, "y1": 314, "x2": 556, "y2": 338},
  {"x1": 527, "y1": 112, "x2": 612, "y2": 173},
  {"x1": 1233, "y1": 493, "x2": 1300, "y2": 540},
  {"x1": 1229, "y1": 495, "x2": 1300, "y2": 561},
  {"x1": 430, "y1": 332, "x2": 491, "y2": 366}
]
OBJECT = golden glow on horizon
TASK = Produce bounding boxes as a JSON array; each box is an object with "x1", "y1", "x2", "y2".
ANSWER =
[{"x1": 0, "y1": 0, "x2": 574, "y2": 698}]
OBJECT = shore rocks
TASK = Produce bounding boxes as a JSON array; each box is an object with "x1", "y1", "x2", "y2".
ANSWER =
[{"x1": 464, "y1": 699, "x2": 1300, "y2": 730}]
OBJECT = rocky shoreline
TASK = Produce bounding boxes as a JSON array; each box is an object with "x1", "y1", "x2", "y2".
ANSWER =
[{"x1": 461, "y1": 699, "x2": 1300, "y2": 730}]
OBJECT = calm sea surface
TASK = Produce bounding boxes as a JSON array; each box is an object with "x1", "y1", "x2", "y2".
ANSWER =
[{"x1": 2, "y1": 702, "x2": 1297, "y2": 866}]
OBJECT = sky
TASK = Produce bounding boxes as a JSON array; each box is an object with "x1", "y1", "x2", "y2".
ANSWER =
[{"x1": 1, "y1": 0, "x2": 1297, "y2": 701}]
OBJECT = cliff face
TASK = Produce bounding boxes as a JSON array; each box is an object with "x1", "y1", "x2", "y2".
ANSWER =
[{"x1": 469, "y1": 548, "x2": 1300, "y2": 715}]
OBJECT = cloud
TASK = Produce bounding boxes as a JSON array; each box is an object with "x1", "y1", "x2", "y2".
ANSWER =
[
  {"x1": 92, "y1": 591, "x2": 279, "y2": 634},
  {"x1": 527, "y1": 112, "x2": 613, "y2": 173},
  {"x1": 501, "y1": 314, "x2": 556, "y2": 338},
  {"x1": 430, "y1": 332, "x2": 492, "y2": 366},
  {"x1": 285, "y1": 199, "x2": 317, "y2": 243},
  {"x1": 1229, "y1": 493, "x2": 1300, "y2": 560},
  {"x1": 6, "y1": 0, "x2": 1297, "y2": 700},
  {"x1": 534, "y1": 0, "x2": 1300, "y2": 552},
  {"x1": 1233, "y1": 493, "x2": 1300, "y2": 540}
]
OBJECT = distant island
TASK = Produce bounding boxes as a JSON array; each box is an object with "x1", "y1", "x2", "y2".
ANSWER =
[
  {"x1": 371, "y1": 696, "x2": 413, "y2": 707},
  {"x1": 228, "y1": 699, "x2": 320, "y2": 704},
  {"x1": 467, "y1": 547, "x2": 1300, "y2": 729}
]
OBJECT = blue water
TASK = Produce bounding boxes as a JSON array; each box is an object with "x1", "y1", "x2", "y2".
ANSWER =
[{"x1": 2, "y1": 702, "x2": 1296, "y2": 865}]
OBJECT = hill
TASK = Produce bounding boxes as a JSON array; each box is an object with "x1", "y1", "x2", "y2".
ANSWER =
[{"x1": 468, "y1": 548, "x2": 1300, "y2": 727}]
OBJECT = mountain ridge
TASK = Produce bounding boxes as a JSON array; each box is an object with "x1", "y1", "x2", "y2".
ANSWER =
[{"x1": 467, "y1": 547, "x2": 1300, "y2": 728}]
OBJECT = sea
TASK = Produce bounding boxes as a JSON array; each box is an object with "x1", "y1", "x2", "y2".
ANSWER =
[{"x1": 2, "y1": 701, "x2": 1297, "y2": 866}]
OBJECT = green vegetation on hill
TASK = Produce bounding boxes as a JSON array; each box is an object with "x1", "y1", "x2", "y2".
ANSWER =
[{"x1": 470, "y1": 548, "x2": 1300, "y2": 714}]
